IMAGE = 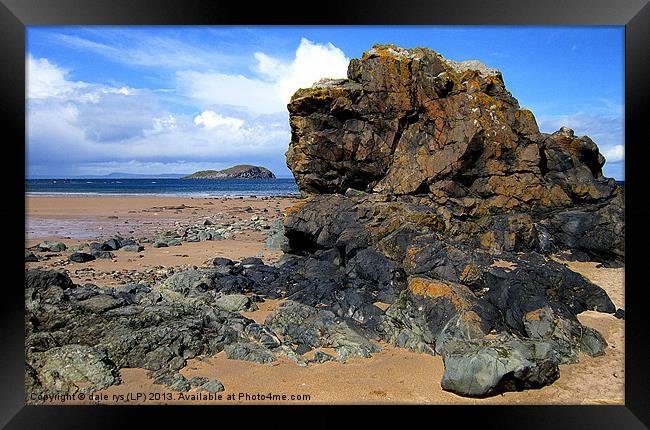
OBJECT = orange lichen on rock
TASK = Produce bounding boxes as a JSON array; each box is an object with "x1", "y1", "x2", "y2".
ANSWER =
[
  {"x1": 407, "y1": 277, "x2": 469, "y2": 309},
  {"x1": 284, "y1": 198, "x2": 312, "y2": 221}
]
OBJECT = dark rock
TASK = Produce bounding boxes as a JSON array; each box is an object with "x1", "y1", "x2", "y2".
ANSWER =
[
  {"x1": 89, "y1": 242, "x2": 104, "y2": 252},
  {"x1": 244, "y1": 323, "x2": 282, "y2": 349},
  {"x1": 614, "y1": 308, "x2": 625, "y2": 319},
  {"x1": 25, "y1": 251, "x2": 39, "y2": 262},
  {"x1": 77, "y1": 294, "x2": 125, "y2": 313},
  {"x1": 168, "y1": 375, "x2": 191, "y2": 392},
  {"x1": 223, "y1": 342, "x2": 276, "y2": 364},
  {"x1": 212, "y1": 257, "x2": 234, "y2": 267},
  {"x1": 310, "y1": 351, "x2": 337, "y2": 363},
  {"x1": 579, "y1": 326, "x2": 607, "y2": 357},
  {"x1": 91, "y1": 250, "x2": 115, "y2": 259},
  {"x1": 440, "y1": 335, "x2": 560, "y2": 397},
  {"x1": 26, "y1": 269, "x2": 75, "y2": 292},
  {"x1": 198, "y1": 379, "x2": 225, "y2": 393},
  {"x1": 189, "y1": 376, "x2": 209, "y2": 387},
  {"x1": 101, "y1": 238, "x2": 121, "y2": 251},
  {"x1": 241, "y1": 257, "x2": 264, "y2": 266},
  {"x1": 293, "y1": 343, "x2": 312, "y2": 355},
  {"x1": 37, "y1": 241, "x2": 67, "y2": 252},
  {"x1": 250, "y1": 293, "x2": 265, "y2": 303},
  {"x1": 68, "y1": 252, "x2": 96, "y2": 263},
  {"x1": 122, "y1": 244, "x2": 144, "y2": 252},
  {"x1": 265, "y1": 301, "x2": 380, "y2": 361},
  {"x1": 215, "y1": 294, "x2": 255, "y2": 312},
  {"x1": 156, "y1": 269, "x2": 217, "y2": 306},
  {"x1": 28, "y1": 344, "x2": 119, "y2": 395}
]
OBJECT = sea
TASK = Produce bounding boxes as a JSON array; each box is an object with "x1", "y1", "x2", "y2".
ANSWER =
[
  {"x1": 26, "y1": 178, "x2": 300, "y2": 197},
  {"x1": 25, "y1": 178, "x2": 625, "y2": 197}
]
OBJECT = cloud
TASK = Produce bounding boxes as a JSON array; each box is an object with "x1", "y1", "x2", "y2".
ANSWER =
[
  {"x1": 26, "y1": 55, "x2": 291, "y2": 177},
  {"x1": 26, "y1": 37, "x2": 350, "y2": 177},
  {"x1": 193, "y1": 110, "x2": 244, "y2": 130},
  {"x1": 177, "y1": 70, "x2": 280, "y2": 114},
  {"x1": 177, "y1": 38, "x2": 349, "y2": 114},
  {"x1": 27, "y1": 56, "x2": 78, "y2": 99},
  {"x1": 52, "y1": 32, "x2": 243, "y2": 70},
  {"x1": 603, "y1": 144, "x2": 624, "y2": 163},
  {"x1": 265, "y1": 38, "x2": 350, "y2": 103}
]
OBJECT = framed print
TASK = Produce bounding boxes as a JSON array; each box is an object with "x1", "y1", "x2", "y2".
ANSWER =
[{"x1": 3, "y1": 0, "x2": 648, "y2": 428}]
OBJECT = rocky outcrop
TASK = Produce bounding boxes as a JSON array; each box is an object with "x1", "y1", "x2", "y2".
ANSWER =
[
  {"x1": 282, "y1": 44, "x2": 623, "y2": 396},
  {"x1": 182, "y1": 165, "x2": 276, "y2": 180},
  {"x1": 286, "y1": 44, "x2": 623, "y2": 260}
]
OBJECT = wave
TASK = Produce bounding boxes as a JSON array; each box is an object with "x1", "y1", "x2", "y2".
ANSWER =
[{"x1": 25, "y1": 191, "x2": 300, "y2": 198}]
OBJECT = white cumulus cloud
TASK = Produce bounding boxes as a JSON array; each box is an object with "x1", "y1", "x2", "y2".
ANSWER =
[
  {"x1": 26, "y1": 38, "x2": 350, "y2": 177},
  {"x1": 26, "y1": 55, "x2": 292, "y2": 177},
  {"x1": 194, "y1": 110, "x2": 244, "y2": 129},
  {"x1": 27, "y1": 56, "x2": 78, "y2": 99},
  {"x1": 177, "y1": 38, "x2": 349, "y2": 114},
  {"x1": 603, "y1": 144, "x2": 624, "y2": 162},
  {"x1": 257, "y1": 38, "x2": 350, "y2": 104}
]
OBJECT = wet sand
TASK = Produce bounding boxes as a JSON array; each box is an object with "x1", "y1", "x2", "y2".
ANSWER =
[{"x1": 26, "y1": 195, "x2": 624, "y2": 405}]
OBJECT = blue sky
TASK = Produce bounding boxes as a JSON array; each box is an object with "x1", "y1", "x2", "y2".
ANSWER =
[{"x1": 26, "y1": 26, "x2": 624, "y2": 179}]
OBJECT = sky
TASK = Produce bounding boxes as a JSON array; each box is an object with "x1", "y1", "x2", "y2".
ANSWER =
[{"x1": 26, "y1": 26, "x2": 625, "y2": 179}]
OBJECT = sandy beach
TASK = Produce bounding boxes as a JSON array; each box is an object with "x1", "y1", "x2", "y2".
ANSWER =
[{"x1": 25, "y1": 195, "x2": 624, "y2": 405}]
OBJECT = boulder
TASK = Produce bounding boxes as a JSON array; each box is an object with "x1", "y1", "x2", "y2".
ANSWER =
[
  {"x1": 122, "y1": 244, "x2": 144, "y2": 252},
  {"x1": 91, "y1": 250, "x2": 115, "y2": 259},
  {"x1": 37, "y1": 241, "x2": 67, "y2": 252},
  {"x1": 29, "y1": 344, "x2": 119, "y2": 395},
  {"x1": 101, "y1": 238, "x2": 122, "y2": 251},
  {"x1": 223, "y1": 342, "x2": 276, "y2": 364},
  {"x1": 309, "y1": 351, "x2": 337, "y2": 363},
  {"x1": 197, "y1": 379, "x2": 225, "y2": 393},
  {"x1": 68, "y1": 252, "x2": 96, "y2": 263},
  {"x1": 214, "y1": 294, "x2": 256, "y2": 312},
  {"x1": 382, "y1": 276, "x2": 502, "y2": 354},
  {"x1": 265, "y1": 301, "x2": 380, "y2": 361},
  {"x1": 440, "y1": 335, "x2": 560, "y2": 397}
]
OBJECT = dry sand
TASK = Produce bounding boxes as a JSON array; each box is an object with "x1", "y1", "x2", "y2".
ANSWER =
[{"x1": 26, "y1": 195, "x2": 624, "y2": 405}]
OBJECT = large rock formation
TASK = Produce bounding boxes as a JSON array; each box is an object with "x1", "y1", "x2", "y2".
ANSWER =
[
  {"x1": 286, "y1": 44, "x2": 623, "y2": 260},
  {"x1": 283, "y1": 44, "x2": 624, "y2": 396}
]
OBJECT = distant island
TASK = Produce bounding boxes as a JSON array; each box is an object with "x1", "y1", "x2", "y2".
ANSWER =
[{"x1": 181, "y1": 165, "x2": 276, "y2": 180}]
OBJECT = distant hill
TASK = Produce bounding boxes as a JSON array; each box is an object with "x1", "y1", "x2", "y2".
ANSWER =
[
  {"x1": 28, "y1": 172, "x2": 187, "y2": 179},
  {"x1": 182, "y1": 165, "x2": 276, "y2": 180}
]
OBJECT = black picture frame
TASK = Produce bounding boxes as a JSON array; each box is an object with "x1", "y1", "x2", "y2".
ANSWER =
[{"x1": 3, "y1": 0, "x2": 648, "y2": 428}]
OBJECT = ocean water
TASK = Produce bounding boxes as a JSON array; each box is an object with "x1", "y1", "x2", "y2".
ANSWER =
[
  {"x1": 25, "y1": 178, "x2": 625, "y2": 197},
  {"x1": 26, "y1": 178, "x2": 300, "y2": 197}
]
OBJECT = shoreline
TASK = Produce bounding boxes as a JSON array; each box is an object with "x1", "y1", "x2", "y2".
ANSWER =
[{"x1": 26, "y1": 192, "x2": 301, "y2": 198}]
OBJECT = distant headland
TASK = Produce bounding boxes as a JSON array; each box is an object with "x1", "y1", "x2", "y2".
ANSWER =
[{"x1": 181, "y1": 165, "x2": 276, "y2": 180}]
